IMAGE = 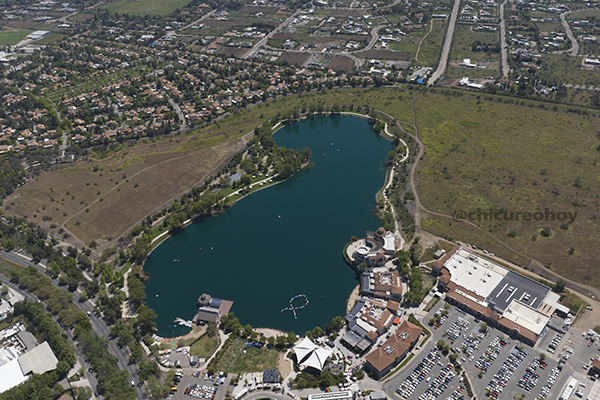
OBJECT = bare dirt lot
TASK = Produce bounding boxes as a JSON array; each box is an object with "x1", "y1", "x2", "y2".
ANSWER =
[
  {"x1": 7, "y1": 130, "x2": 251, "y2": 247},
  {"x1": 327, "y1": 55, "x2": 356, "y2": 71},
  {"x1": 277, "y1": 51, "x2": 311, "y2": 66},
  {"x1": 216, "y1": 46, "x2": 249, "y2": 58},
  {"x1": 359, "y1": 50, "x2": 415, "y2": 61}
]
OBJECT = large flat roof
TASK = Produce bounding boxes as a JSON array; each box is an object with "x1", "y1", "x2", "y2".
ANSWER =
[
  {"x1": 444, "y1": 248, "x2": 507, "y2": 299},
  {"x1": 487, "y1": 270, "x2": 550, "y2": 312},
  {"x1": 18, "y1": 342, "x2": 58, "y2": 375},
  {"x1": 0, "y1": 358, "x2": 27, "y2": 393},
  {"x1": 502, "y1": 299, "x2": 550, "y2": 335}
]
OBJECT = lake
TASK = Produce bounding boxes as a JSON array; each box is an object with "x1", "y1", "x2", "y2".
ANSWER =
[{"x1": 144, "y1": 115, "x2": 392, "y2": 337}]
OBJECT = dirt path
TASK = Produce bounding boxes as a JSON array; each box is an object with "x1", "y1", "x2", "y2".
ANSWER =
[{"x1": 415, "y1": 20, "x2": 435, "y2": 63}]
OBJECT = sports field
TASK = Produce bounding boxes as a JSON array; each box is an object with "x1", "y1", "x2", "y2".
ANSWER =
[
  {"x1": 100, "y1": 0, "x2": 192, "y2": 15},
  {"x1": 0, "y1": 31, "x2": 32, "y2": 46}
]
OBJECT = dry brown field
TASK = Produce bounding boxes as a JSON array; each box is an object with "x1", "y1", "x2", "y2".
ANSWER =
[
  {"x1": 277, "y1": 51, "x2": 310, "y2": 65},
  {"x1": 327, "y1": 55, "x2": 355, "y2": 71},
  {"x1": 7, "y1": 124, "x2": 253, "y2": 247}
]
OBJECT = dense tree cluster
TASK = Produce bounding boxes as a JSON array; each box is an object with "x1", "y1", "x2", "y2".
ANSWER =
[{"x1": 0, "y1": 301, "x2": 76, "y2": 400}]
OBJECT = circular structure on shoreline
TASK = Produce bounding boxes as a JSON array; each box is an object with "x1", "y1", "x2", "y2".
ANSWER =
[{"x1": 281, "y1": 294, "x2": 309, "y2": 319}]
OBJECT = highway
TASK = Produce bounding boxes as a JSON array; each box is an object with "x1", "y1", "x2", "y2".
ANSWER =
[
  {"x1": 1, "y1": 251, "x2": 143, "y2": 399},
  {"x1": 427, "y1": 0, "x2": 461, "y2": 85}
]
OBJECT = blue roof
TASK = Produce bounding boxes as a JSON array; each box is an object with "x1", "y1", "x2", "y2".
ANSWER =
[{"x1": 210, "y1": 298, "x2": 223, "y2": 308}]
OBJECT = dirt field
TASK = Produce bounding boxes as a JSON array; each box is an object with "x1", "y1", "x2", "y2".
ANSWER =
[
  {"x1": 327, "y1": 54, "x2": 356, "y2": 71},
  {"x1": 359, "y1": 50, "x2": 415, "y2": 61},
  {"x1": 216, "y1": 46, "x2": 249, "y2": 58},
  {"x1": 238, "y1": 6, "x2": 280, "y2": 13},
  {"x1": 277, "y1": 51, "x2": 311, "y2": 66},
  {"x1": 7, "y1": 129, "x2": 252, "y2": 248},
  {"x1": 4, "y1": 21, "x2": 40, "y2": 29}
]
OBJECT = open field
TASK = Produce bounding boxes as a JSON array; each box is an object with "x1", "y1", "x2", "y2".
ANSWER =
[
  {"x1": 229, "y1": 346, "x2": 278, "y2": 373},
  {"x1": 450, "y1": 24, "x2": 500, "y2": 62},
  {"x1": 539, "y1": 54, "x2": 600, "y2": 86},
  {"x1": 416, "y1": 19, "x2": 448, "y2": 67},
  {"x1": 413, "y1": 93, "x2": 600, "y2": 287},
  {"x1": 100, "y1": 0, "x2": 192, "y2": 15},
  {"x1": 0, "y1": 30, "x2": 32, "y2": 45},
  {"x1": 327, "y1": 55, "x2": 356, "y2": 72},
  {"x1": 277, "y1": 52, "x2": 311, "y2": 66}
]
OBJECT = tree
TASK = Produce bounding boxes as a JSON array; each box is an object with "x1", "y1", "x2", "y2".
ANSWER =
[
  {"x1": 287, "y1": 331, "x2": 297, "y2": 346},
  {"x1": 553, "y1": 279, "x2": 566, "y2": 293},
  {"x1": 540, "y1": 353, "x2": 546, "y2": 361},
  {"x1": 312, "y1": 326, "x2": 324, "y2": 338},
  {"x1": 480, "y1": 322, "x2": 488, "y2": 332},
  {"x1": 331, "y1": 316, "x2": 344, "y2": 330},
  {"x1": 75, "y1": 386, "x2": 92, "y2": 400}
]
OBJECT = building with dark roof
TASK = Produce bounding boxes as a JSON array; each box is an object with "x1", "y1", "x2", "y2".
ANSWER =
[
  {"x1": 364, "y1": 320, "x2": 422, "y2": 379},
  {"x1": 193, "y1": 293, "x2": 234, "y2": 323},
  {"x1": 263, "y1": 369, "x2": 280, "y2": 384},
  {"x1": 435, "y1": 247, "x2": 566, "y2": 346}
]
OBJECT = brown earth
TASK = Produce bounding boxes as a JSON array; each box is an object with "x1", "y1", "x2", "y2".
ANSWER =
[
  {"x1": 7, "y1": 130, "x2": 252, "y2": 248},
  {"x1": 4, "y1": 21, "x2": 40, "y2": 29},
  {"x1": 278, "y1": 51, "x2": 310, "y2": 66},
  {"x1": 359, "y1": 50, "x2": 415, "y2": 61},
  {"x1": 216, "y1": 46, "x2": 249, "y2": 58},
  {"x1": 327, "y1": 55, "x2": 356, "y2": 72}
]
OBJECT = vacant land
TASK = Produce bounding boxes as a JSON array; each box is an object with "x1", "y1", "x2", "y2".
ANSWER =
[
  {"x1": 450, "y1": 24, "x2": 500, "y2": 62},
  {"x1": 413, "y1": 93, "x2": 600, "y2": 287},
  {"x1": 229, "y1": 346, "x2": 278, "y2": 373},
  {"x1": 0, "y1": 31, "x2": 32, "y2": 45},
  {"x1": 100, "y1": 0, "x2": 192, "y2": 15},
  {"x1": 327, "y1": 55, "x2": 356, "y2": 71},
  {"x1": 277, "y1": 52, "x2": 310, "y2": 66},
  {"x1": 416, "y1": 19, "x2": 448, "y2": 67},
  {"x1": 540, "y1": 54, "x2": 600, "y2": 87}
]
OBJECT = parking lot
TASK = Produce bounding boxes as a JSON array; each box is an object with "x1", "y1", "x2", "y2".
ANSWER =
[
  {"x1": 387, "y1": 301, "x2": 596, "y2": 400},
  {"x1": 170, "y1": 372, "x2": 225, "y2": 400}
]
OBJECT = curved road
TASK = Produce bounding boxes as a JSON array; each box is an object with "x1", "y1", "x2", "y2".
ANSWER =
[
  {"x1": 428, "y1": 0, "x2": 461, "y2": 85},
  {"x1": 559, "y1": 11, "x2": 579, "y2": 56}
]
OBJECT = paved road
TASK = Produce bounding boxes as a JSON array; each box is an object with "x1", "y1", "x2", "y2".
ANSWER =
[
  {"x1": 499, "y1": 0, "x2": 510, "y2": 77},
  {"x1": 428, "y1": 0, "x2": 461, "y2": 85},
  {"x1": 168, "y1": 97, "x2": 187, "y2": 127},
  {"x1": 560, "y1": 11, "x2": 579, "y2": 56},
  {"x1": 1, "y1": 251, "x2": 143, "y2": 399},
  {"x1": 2, "y1": 278, "x2": 103, "y2": 398},
  {"x1": 242, "y1": 12, "x2": 299, "y2": 59}
]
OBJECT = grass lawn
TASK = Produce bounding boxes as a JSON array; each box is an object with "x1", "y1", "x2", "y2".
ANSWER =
[
  {"x1": 214, "y1": 339, "x2": 246, "y2": 372},
  {"x1": 36, "y1": 33, "x2": 64, "y2": 45},
  {"x1": 229, "y1": 346, "x2": 279, "y2": 373},
  {"x1": 0, "y1": 31, "x2": 32, "y2": 46},
  {"x1": 100, "y1": 0, "x2": 192, "y2": 15},
  {"x1": 190, "y1": 335, "x2": 219, "y2": 358}
]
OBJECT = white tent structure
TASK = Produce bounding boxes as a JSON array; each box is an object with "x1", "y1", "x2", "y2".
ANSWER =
[{"x1": 292, "y1": 337, "x2": 333, "y2": 372}]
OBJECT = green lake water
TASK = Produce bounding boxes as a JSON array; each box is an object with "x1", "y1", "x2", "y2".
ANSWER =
[{"x1": 144, "y1": 115, "x2": 392, "y2": 337}]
